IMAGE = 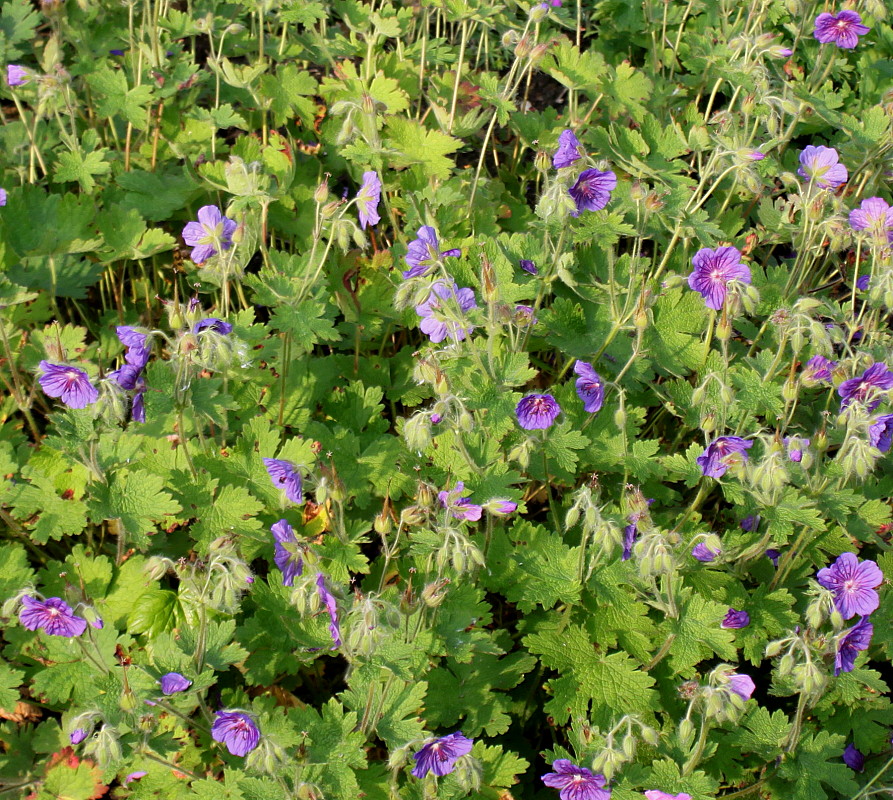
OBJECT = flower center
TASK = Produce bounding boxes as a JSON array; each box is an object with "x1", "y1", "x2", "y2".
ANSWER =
[
  {"x1": 843, "y1": 579, "x2": 856, "y2": 593},
  {"x1": 65, "y1": 370, "x2": 81, "y2": 384}
]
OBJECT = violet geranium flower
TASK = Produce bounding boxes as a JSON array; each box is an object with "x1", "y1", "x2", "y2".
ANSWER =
[
  {"x1": 271, "y1": 519, "x2": 303, "y2": 587},
  {"x1": 0, "y1": 188, "x2": 6, "y2": 206},
  {"x1": 6, "y1": 65, "x2": 29, "y2": 87},
  {"x1": 569, "y1": 168, "x2": 617, "y2": 216},
  {"x1": 849, "y1": 197, "x2": 893, "y2": 241},
  {"x1": 692, "y1": 542, "x2": 721, "y2": 562},
  {"x1": 838, "y1": 362, "x2": 893, "y2": 411},
  {"x1": 721, "y1": 608, "x2": 750, "y2": 629},
  {"x1": 553, "y1": 129, "x2": 583, "y2": 169},
  {"x1": 797, "y1": 146, "x2": 848, "y2": 190},
  {"x1": 412, "y1": 731, "x2": 474, "y2": 778},
  {"x1": 813, "y1": 10, "x2": 869, "y2": 49},
  {"x1": 687, "y1": 246, "x2": 751, "y2": 310},
  {"x1": 356, "y1": 170, "x2": 381, "y2": 229},
  {"x1": 116, "y1": 326, "x2": 151, "y2": 367},
  {"x1": 645, "y1": 793, "x2": 692, "y2": 800},
  {"x1": 38, "y1": 362, "x2": 99, "y2": 409},
  {"x1": 516, "y1": 393, "x2": 561, "y2": 430},
  {"x1": 817, "y1": 552, "x2": 883, "y2": 619},
  {"x1": 415, "y1": 281, "x2": 477, "y2": 343},
  {"x1": 834, "y1": 616, "x2": 873, "y2": 675},
  {"x1": 194, "y1": 317, "x2": 233, "y2": 335},
  {"x1": 403, "y1": 226, "x2": 461, "y2": 279},
  {"x1": 801, "y1": 354, "x2": 836, "y2": 385},
  {"x1": 784, "y1": 436, "x2": 810, "y2": 463},
  {"x1": 843, "y1": 743, "x2": 865, "y2": 772},
  {"x1": 696, "y1": 436, "x2": 753, "y2": 478},
  {"x1": 124, "y1": 772, "x2": 148, "y2": 785},
  {"x1": 869, "y1": 414, "x2": 893, "y2": 453},
  {"x1": 211, "y1": 711, "x2": 260, "y2": 757},
  {"x1": 520, "y1": 259, "x2": 538, "y2": 275},
  {"x1": 438, "y1": 482, "x2": 483, "y2": 521},
  {"x1": 181, "y1": 205, "x2": 238, "y2": 264},
  {"x1": 70, "y1": 728, "x2": 88, "y2": 745},
  {"x1": 263, "y1": 458, "x2": 303, "y2": 505},
  {"x1": 728, "y1": 672, "x2": 756, "y2": 701},
  {"x1": 160, "y1": 672, "x2": 192, "y2": 695},
  {"x1": 19, "y1": 596, "x2": 87, "y2": 637},
  {"x1": 574, "y1": 360, "x2": 604, "y2": 413},
  {"x1": 132, "y1": 376, "x2": 147, "y2": 424},
  {"x1": 316, "y1": 573, "x2": 342, "y2": 648},
  {"x1": 542, "y1": 760, "x2": 611, "y2": 800}
]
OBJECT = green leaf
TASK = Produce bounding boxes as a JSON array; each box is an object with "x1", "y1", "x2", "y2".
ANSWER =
[
  {"x1": 384, "y1": 117, "x2": 461, "y2": 180},
  {"x1": 85, "y1": 66, "x2": 155, "y2": 128},
  {"x1": 661, "y1": 591, "x2": 737, "y2": 676},
  {"x1": 769, "y1": 731, "x2": 859, "y2": 800},
  {"x1": 128, "y1": 588, "x2": 182, "y2": 637},
  {"x1": 0, "y1": 662, "x2": 24, "y2": 712},
  {"x1": 52, "y1": 147, "x2": 111, "y2": 193},
  {"x1": 0, "y1": 0, "x2": 40, "y2": 61}
]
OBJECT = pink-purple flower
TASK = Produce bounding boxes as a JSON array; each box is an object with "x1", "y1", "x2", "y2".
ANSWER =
[
  {"x1": 132, "y1": 376, "x2": 147, "y2": 423},
  {"x1": 316, "y1": 573, "x2": 341, "y2": 648},
  {"x1": 687, "y1": 246, "x2": 751, "y2": 310},
  {"x1": 211, "y1": 711, "x2": 260, "y2": 757},
  {"x1": 696, "y1": 436, "x2": 753, "y2": 478},
  {"x1": 813, "y1": 10, "x2": 869, "y2": 49},
  {"x1": 160, "y1": 672, "x2": 192, "y2": 695},
  {"x1": 181, "y1": 205, "x2": 238, "y2": 264},
  {"x1": 574, "y1": 360, "x2": 604, "y2": 413},
  {"x1": 484, "y1": 499, "x2": 517, "y2": 516},
  {"x1": 849, "y1": 197, "x2": 893, "y2": 241},
  {"x1": 553, "y1": 129, "x2": 583, "y2": 169},
  {"x1": 516, "y1": 393, "x2": 561, "y2": 430},
  {"x1": 784, "y1": 436, "x2": 810, "y2": 463},
  {"x1": 721, "y1": 608, "x2": 750, "y2": 629},
  {"x1": 645, "y1": 793, "x2": 692, "y2": 800},
  {"x1": 38, "y1": 362, "x2": 99, "y2": 409},
  {"x1": 438, "y1": 482, "x2": 483, "y2": 521},
  {"x1": 0, "y1": 188, "x2": 7, "y2": 207},
  {"x1": 797, "y1": 146, "x2": 848, "y2": 190},
  {"x1": 19, "y1": 596, "x2": 87, "y2": 637},
  {"x1": 6, "y1": 65, "x2": 29, "y2": 87},
  {"x1": 802, "y1": 354, "x2": 836, "y2": 385},
  {"x1": 817, "y1": 552, "x2": 883, "y2": 619},
  {"x1": 692, "y1": 542, "x2": 721, "y2": 562},
  {"x1": 569, "y1": 168, "x2": 617, "y2": 216},
  {"x1": 194, "y1": 317, "x2": 233, "y2": 335},
  {"x1": 728, "y1": 672, "x2": 755, "y2": 701},
  {"x1": 415, "y1": 281, "x2": 477, "y2": 343},
  {"x1": 412, "y1": 731, "x2": 474, "y2": 778},
  {"x1": 843, "y1": 743, "x2": 865, "y2": 771},
  {"x1": 869, "y1": 414, "x2": 893, "y2": 453},
  {"x1": 520, "y1": 259, "x2": 538, "y2": 275},
  {"x1": 835, "y1": 616, "x2": 873, "y2": 675},
  {"x1": 271, "y1": 519, "x2": 303, "y2": 587},
  {"x1": 356, "y1": 171, "x2": 381, "y2": 229},
  {"x1": 124, "y1": 771, "x2": 148, "y2": 785},
  {"x1": 263, "y1": 458, "x2": 303, "y2": 505},
  {"x1": 403, "y1": 226, "x2": 461, "y2": 279},
  {"x1": 70, "y1": 728, "x2": 88, "y2": 745},
  {"x1": 838, "y1": 362, "x2": 893, "y2": 411},
  {"x1": 542, "y1": 759, "x2": 611, "y2": 800}
]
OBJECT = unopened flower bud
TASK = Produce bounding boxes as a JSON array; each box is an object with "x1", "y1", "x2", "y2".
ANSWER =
[
  {"x1": 515, "y1": 34, "x2": 533, "y2": 58},
  {"x1": 534, "y1": 150, "x2": 551, "y2": 172},
  {"x1": 677, "y1": 718, "x2": 695, "y2": 744},
  {"x1": 701, "y1": 412, "x2": 716, "y2": 434},
  {"x1": 501, "y1": 31, "x2": 520, "y2": 48},
  {"x1": 529, "y1": 3, "x2": 548, "y2": 23},
  {"x1": 614, "y1": 407, "x2": 626, "y2": 428},
  {"x1": 630, "y1": 180, "x2": 647, "y2": 202},
  {"x1": 421, "y1": 580, "x2": 450, "y2": 608},
  {"x1": 778, "y1": 653, "x2": 795, "y2": 676},
  {"x1": 314, "y1": 179, "x2": 329, "y2": 204},
  {"x1": 716, "y1": 316, "x2": 732, "y2": 340},
  {"x1": 782, "y1": 378, "x2": 798, "y2": 402},
  {"x1": 764, "y1": 639, "x2": 784, "y2": 657},
  {"x1": 373, "y1": 512, "x2": 392, "y2": 535},
  {"x1": 404, "y1": 414, "x2": 432, "y2": 452}
]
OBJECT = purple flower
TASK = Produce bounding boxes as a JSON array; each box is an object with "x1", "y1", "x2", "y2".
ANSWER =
[
  {"x1": 116, "y1": 325, "x2": 151, "y2": 367},
  {"x1": 0, "y1": 188, "x2": 7, "y2": 207},
  {"x1": 124, "y1": 771, "x2": 148, "y2": 785},
  {"x1": 356, "y1": 171, "x2": 381, "y2": 229},
  {"x1": 574, "y1": 360, "x2": 604, "y2": 413},
  {"x1": 38, "y1": 361, "x2": 99, "y2": 409},
  {"x1": 403, "y1": 226, "x2": 461, "y2": 279},
  {"x1": 19, "y1": 596, "x2": 87, "y2": 637},
  {"x1": 784, "y1": 436, "x2": 810, "y2": 462},
  {"x1": 516, "y1": 393, "x2": 561, "y2": 430},
  {"x1": 696, "y1": 436, "x2": 753, "y2": 478},
  {"x1": 160, "y1": 672, "x2": 192, "y2": 695},
  {"x1": 838, "y1": 363, "x2": 893, "y2": 411},
  {"x1": 813, "y1": 10, "x2": 869, "y2": 49},
  {"x1": 7, "y1": 65, "x2": 28, "y2": 87},
  {"x1": 415, "y1": 281, "x2": 477, "y2": 343},
  {"x1": 542, "y1": 759, "x2": 610, "y2": 800},
  {"x1": 856, "y1": 275, "x2": 870, "y2": 291},
  {"x1": 70, "y1": 728, "x2": 88, "y2": 745},
  {"x1": 520, "y1": 259, "x2": 538, "y2": 275},
  {"x1": 263, "y1": 458, "x2": 303, "y2": 505},
  {"x1": 412, "y1": 732, "x2": 474, "y2": 778},
  {"x1": 687, "y1": 246, "x2": 751, "y2": 310},
  {"x1": 181, "y1": 205, "x2": 238, "y2": 264},
  {"x1": 835, "y1": 616, "x2": 873, "y2": 675},
  {"x1": 740, "y1": 515, "x2": 761, "y2": 532},
  {"x1": 766, "y1": 548, "x2": 781, "y2": 567},
  {"x1": 622, "y1": 524, "x2": 638, "y2": 561},
  {"x1": 869, "y1": 414, "x2": 893, "y2": 453},
  {"x1": 109, "y1": 49, "x2": 126, "y2": 56},
  {"x1": 569, "y1": 168, "x2": 617, "y2": 216},
  {"x1": 316, "y1": 573, "x2": 341, "y2": 648},
  {"x1": 211, "y1": 711, "x2": 260, "y2": 757},
  {"x1": 553, "y1": 129, "x2": 583, "y2": 169},
  {"x1": 132, "y1": 376, "x2": 147, "y2": 423},
  {"x1": 485, "y1": 499, "x2": 517, "y2": 516},
  {"x1": 692, "y1": 543, "x2": 721, "y2": 562},
  {"x1": 721, "y1": 608, "x2": 750, "y2": 629},
  {"x1": 430, "y1": 413, "x2": 442, "y2": 424},
  {"x1": 193, "y1": 317, "x2": 233, "y2": 335},
  {"x1": 817, "y1": 552, "x2": 883, "y2": 619},
  {"x1": 438, "y1": 482, "x2": 483, "y2": 521},
  {"x1": 843, "y1": 743, "x2": 865, "y2": 772},
  {"x1": 728, "y1": 672, "x2": 755, "y2": 701},
  {"x1": 514, "y1": 304, "x2": 538, "y2": 326},
  {"x1": 109, "y1": 363, "x2": 142, "y2": 391},
  {"x1": 802, "y1": 355, "x2": 836, "y2": 385},
  {"x1": 797, "y1": 146, "x2": 848, "y2": 190},
  {"x1": 850, "y1": 197, "x2": 893, "y2": 241},
  {"x1": 645, "y1": 793, "x2": 692, "y2": 800},
  {"x1": 271, "y1": 519, "x2": 303, "y2": 587}
]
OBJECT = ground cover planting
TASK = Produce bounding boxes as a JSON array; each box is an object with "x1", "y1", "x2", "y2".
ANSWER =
[{"x1": 0, "y1": 0, "x2": 892, "y2": 797}]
